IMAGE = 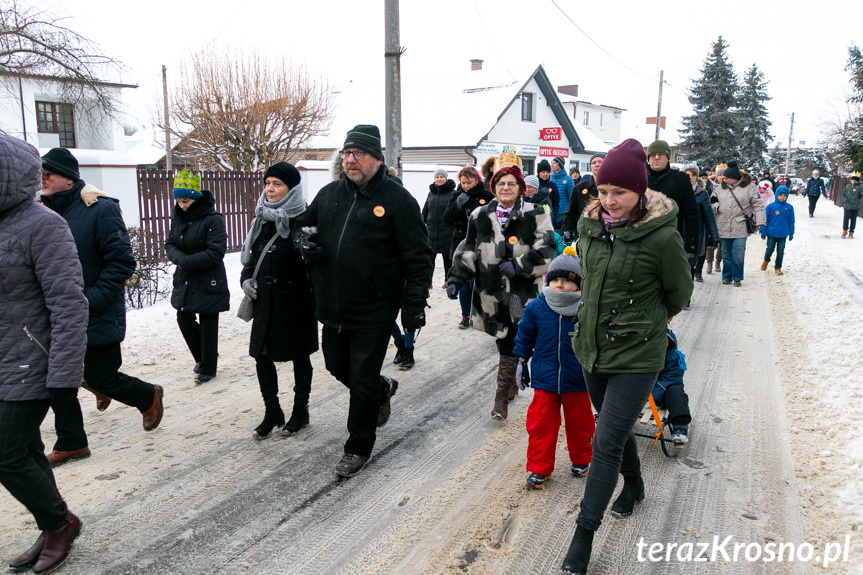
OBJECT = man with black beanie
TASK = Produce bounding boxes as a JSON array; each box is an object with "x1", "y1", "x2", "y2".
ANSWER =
[
  {"x1": 645, "y1": 140, "x2": 699, "y2": 265},
  {"x1": 40, "y1": 147, "x2": 164, "y2": 467},
  {"x1": 293, "y1": 124, "x2": 434, "y2": 478}
]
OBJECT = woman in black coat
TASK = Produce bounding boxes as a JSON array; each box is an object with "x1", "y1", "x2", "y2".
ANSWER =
[
  {"x1": 422, "y1": 168, "x2": 456, "y2": 286},
  {"x1": 165, "y1": 182, "x2": 230, "y2": 384},
  {"x1": 240, "y1": 162, "x2": 318, "y2": 440}
]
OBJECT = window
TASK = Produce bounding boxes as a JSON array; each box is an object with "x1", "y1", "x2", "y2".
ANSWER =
[
  {"x1": 583, "y1": 110, "x2": 590, "y2": 126},
  {"x1": 521, "y1": 92, "x2": 534, "y2": 122},
  {"x1": 36, "y1": 101, "x2": 76, "y2": 148},
  {"x1": 522, "y1": 159, "x2": 535, "y2": 175},
  {"x1": 600, "y1": 113, "x2": 604, "y2": 128}
]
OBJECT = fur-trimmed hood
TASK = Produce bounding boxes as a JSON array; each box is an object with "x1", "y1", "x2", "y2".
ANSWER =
[
  {"x1": 582, "y1": 188, "x2": 677, "y2": 229},
  {"x1": 721, "y1": 172, "x2": 753, "y2": 189}
]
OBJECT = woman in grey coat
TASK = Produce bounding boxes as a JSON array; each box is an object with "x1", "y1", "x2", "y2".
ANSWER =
[{"x1": 0, "y1": 134, "x2": 89, "y2": 573}]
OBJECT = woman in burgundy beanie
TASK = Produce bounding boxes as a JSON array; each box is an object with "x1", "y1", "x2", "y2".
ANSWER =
[{"x1": 561, "y1": 139, "x2": 693, "y2": 574}]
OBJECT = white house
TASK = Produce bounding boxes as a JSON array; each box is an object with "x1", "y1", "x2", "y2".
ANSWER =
[
  {"x1": 0, "y1": 72, "x2": 141, "y2": 225},
  {"x1": 560, "y1": 99, "x2": 626, "y2": 150}
]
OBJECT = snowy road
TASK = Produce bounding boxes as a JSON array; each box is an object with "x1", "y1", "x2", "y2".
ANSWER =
[{"x1": 2, "y1": 195, "x2": 861, "y2": 574}]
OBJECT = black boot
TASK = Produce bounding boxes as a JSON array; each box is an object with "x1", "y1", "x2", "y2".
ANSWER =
[
  {"x1": 399, "y1": 347, "x2": 414, "y2": 371},
  {"x1": 611, "y1": 475, "x2": 645, "y2": 517},
  {"x1": 562, "y1": 524, "x2": 594, "y2": 574},
  {"x1": 282, "y1": 357, "x2": 312, "y2": 436},
  {"x1": 253, "y1": 359, "x2": 284, "y2": 439},
  {"x1": 393, "y1": 342, "x2": 405, "y2": 365}
]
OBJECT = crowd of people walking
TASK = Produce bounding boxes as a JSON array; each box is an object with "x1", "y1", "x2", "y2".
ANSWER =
[{"x1": 1, "y1": 124, "x2": 837, "y2": 573}]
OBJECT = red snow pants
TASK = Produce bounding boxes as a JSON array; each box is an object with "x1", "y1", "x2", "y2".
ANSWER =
[{"x1": 525, "y1": 388, "x2": 594, "y2": 476}]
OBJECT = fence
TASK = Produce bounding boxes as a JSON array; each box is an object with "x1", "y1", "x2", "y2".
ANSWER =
[{"x1": 137, "y1": 170, "x2": 263, "y2": 262}]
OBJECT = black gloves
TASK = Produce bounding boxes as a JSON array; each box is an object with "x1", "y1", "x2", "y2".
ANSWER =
[
  {"x1": 446, "y1": 283, "x2": 461, "y2": 299},
  {"x1": 499, "y1": 261, "x2": 516, "y2": 279},
  {"x1": 401, "y1": 307, "x2": 426, "y2": 332},
  {"x1": 710, "y1": 195, "x2": 719, "y2": 204},
  {"x1": 515, "y1": 357, "x2": 531, "y2": 390},
  {"x1": 685, "y1": 253, "x2": 697, "y2": 268},
  {"x1": 296, "y1": 226, "x2": 323, "y2": 263},
  {"x1": 562, "y1": 231, "x2": 572, "y2": 245},
  {"x1": 455, "y1": 192, "x2": 470, "y2": 209}
]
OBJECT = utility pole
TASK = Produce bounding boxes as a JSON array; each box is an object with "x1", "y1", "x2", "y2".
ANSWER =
[
  {"x1": 384, "y1": 0, "x2": 403, "y2": 178},
  {"x1": 162, "y1": 65, "x2": 172, "y2": 171},
  {"x1": 783, "y1": 112, "x2": 794, "y2": 177},
  {"x1": 655, "y1": 70, "x2": 664, "y2": 142}
]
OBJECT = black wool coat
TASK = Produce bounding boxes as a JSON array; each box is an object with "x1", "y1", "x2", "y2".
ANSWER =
[
  {"x1": 294, "y1": 163, "x2": 434, "y2": 330},
  {"x1": 165, "y1": 190, "x2": 230, "y2": 314},
  {"x1": 647, "y1": 165, "x2": 699, "y2": 254},
  {"x1": 442, "y1": 183, "x2": 496, "y2": 259},
  {"x1": 240, "y1": 220, "x2": 318, "y2": 361},
  {"x1": 422, "y1": 179, "x2": 456, "y2": 254},
  {"x1": 561, "y1": 176, "x2": 598, "y2": 237}
]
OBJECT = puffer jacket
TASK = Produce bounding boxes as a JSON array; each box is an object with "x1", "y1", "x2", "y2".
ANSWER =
[
  {"x1": 550, "y1": 167, "x2": 574, "y2": 219},
  {"x1": 422, "y1": 179, "x2": 456, "y2": 254},
  {"x1": 165, "y1": 190, "x2": 230, "y2": 314},
  {"x1": 0, "y1": 135, "x2": 88, "y2": 401},
  {"x1": 651, "y1": 329, "x2": 686, "y2": 405},
  {"x1": 294, "y1": 163, "x2": 434, "y2": 330},
  {"x1": 513, "y1": 293, "x2": 587, "y2": 394},
  {"x1": 448, "y1": 197, "x2": 555, "y2": 339},
  {"x1": 762, "y1": 196, "x2": 795, "y2": 239},
  {"x1": 574, "y1": 190, "x2": 693, "y2": 374},
  {"x1": 804, "y1": 177, "x2": 826, "y2": 197},
  {"x1": 842, "y1": 182, "x2": 863, "y2": 211},
  {"x1": 710, "y1": 175, "x2": 766, "y2": 239},
  {"x1": 41, "y1": 180, "x2": 136, "y2": 346}
]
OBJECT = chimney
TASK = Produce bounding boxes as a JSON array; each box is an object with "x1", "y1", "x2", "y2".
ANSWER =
[
  {"x1": 558, "y1": 85, "x2": 579, "y2": 97},
  {"x1": 470, "y1": 59, "x2": 484, "y2": 71}
]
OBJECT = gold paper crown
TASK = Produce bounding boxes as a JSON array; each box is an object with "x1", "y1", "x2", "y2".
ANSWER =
[
  {"x1": 172, "y1": 169, "x2": 201, "y2": 192},
  {"x1": 493, "y1": 152, "x2": 522, "y2": 172}
]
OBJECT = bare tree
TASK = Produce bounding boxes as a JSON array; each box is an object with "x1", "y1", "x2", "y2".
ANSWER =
[
  {"x1": 158, "y1": 45, "x2": 333, "y2": 172},
  {"x1": 0, "y1": 0, "x2": 125, "y2": 121}
]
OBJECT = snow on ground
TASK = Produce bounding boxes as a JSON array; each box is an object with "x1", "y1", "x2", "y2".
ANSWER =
[{"x1": 757, "y1": 193, "x2": 863, "y2": 571}]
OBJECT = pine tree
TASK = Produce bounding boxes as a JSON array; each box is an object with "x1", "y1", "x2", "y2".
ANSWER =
[
  {"x1": 794, "y1": 146, "x2": 831, "y2": 178},
  {"x1": 680, "y1": 36, "x2": 739, "y2": 169},
  {"x1": 840, "y1": 44, "x2": 863, "y2": 174},
  {"x1": 737, "y1": 64, "x2": 772, "y2": 172}
]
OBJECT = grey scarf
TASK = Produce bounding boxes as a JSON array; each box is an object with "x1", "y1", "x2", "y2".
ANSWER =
[
  {"x1": 542, "y1": 286, "x2": 582, "y2": 318},
  {"x1": 240, "y1": 183, "x2": 307, "y2": 265}
]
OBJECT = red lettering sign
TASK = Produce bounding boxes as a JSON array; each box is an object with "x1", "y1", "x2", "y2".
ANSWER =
[
  {"x1": 539, "y1": 147, "x2": 569, "y2": 157},
  {"x1": 540, "y1": 127, "x2": 562, "y2": 141}
]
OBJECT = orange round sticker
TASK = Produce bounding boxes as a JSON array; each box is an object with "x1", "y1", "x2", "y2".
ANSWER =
[
  {"x1": 479, "y1": 199, "x2": 486, "y2": 205},
  {"x1": 775, "y1": 210, "x2": 780, "y2": 215},
  {"x1": 582, "y1": 190, "x2": 588, "y2": 194},
  {"x1": 373, "y1": 206, "x2": 385, "y2": 217},
  {"x1": 508, "y1": 236, "x2": 518, "y2": 245}
]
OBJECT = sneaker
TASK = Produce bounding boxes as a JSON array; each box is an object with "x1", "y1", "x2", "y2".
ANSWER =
[
  {"x1": 722, "y1": 280, "x2": 731, "y2": 285},
  {"x1": 670, "y1": 425, "x2": 689, "y2": 446},
  {"x1": 335, "y1": 453, "x2": 370, "y2": 478},
  {"x1": 570, "y1": 464, "x2": 589, "y2": 478},
  {"x1": 377, "y1": 377, "x2": 398, "y2": 427},
  {"x1": 526, "y1": 473, "x2": 548, "y2": 489},
  {"x1": 458, "y1": 316, "x2": 470, "y2": 329},
  {"x1": 733, "y1": 281, "x2": 741, "y2": 287}
]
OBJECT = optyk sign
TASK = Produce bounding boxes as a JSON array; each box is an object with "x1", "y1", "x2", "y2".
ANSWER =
[{"x1": 540, "y1": 127, "x2": 562, "y2": 141}]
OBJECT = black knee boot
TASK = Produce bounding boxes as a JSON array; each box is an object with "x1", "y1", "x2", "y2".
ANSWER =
[
  {"x1": 611, "y1": 474, "x2": 645, "y2": 517},
  {"x1": 562, "y1": 524, "x2": 594, "y2": 574},
  {"x1": 281, "y1": 357, "x2": 311, "y2": 436},
  {"x1": 253, "y1": 358, "x2": 284, "y2": 439}
]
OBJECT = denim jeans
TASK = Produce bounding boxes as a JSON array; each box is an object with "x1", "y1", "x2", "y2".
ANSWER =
[
  {"x1": 576, "y1": 370, "x2": 658, "y2": 531},
  {"x1": 720, "y1": 237, "x2": 747, "y2": 283},
  {"x1": 764, "y1": 237, "x2": 786, "y2": 269},
  {"x1": 391, "y1": 322, "x2": 415, "y2": 349},
  {"x1": 458, "y1": 280, "x2": 474, "y2": 318}
]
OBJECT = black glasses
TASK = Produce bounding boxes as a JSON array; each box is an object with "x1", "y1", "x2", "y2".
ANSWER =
[
  {"x1": 340, "y1": 149, "x2": 366, "y2": 160},
  {"x1": 41, "y1": 171, "x2": 55, "y2": 179}
]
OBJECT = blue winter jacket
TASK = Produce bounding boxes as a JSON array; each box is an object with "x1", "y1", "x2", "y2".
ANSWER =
[
  {"x1": 761, "y1": 196, "x2": 795, "y2": 239},
  {"x1": 804, "y1": 178, "x2": 826, "y2": 197},
  {"x1": 550, "y1": 168, "x2": 574, "y2": 218},
  {"x1": 652, "y1": 329, "x2": 686, "y2": 405},
  {"x1": 513, "y1": 293, "x2": 587, "y2": 394}
]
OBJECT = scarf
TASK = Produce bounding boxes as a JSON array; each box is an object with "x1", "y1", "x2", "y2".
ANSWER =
[
  {"x1": 240, "y1": 182, "x2": 306, "y2": 265},
  {"x1": 601, "y1": 211, "x2": 630, "y2": 230},
  {"x1": 543, "y1": 286, "x2": 582, "y2": 318},
  {"x1": 496, "y1": 204, "x2": 514, "y2": 228}
]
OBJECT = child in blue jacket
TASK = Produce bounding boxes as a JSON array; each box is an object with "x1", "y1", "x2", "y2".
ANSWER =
[
  {"x1": 651, "y1": 328, "x2": 691, "y2": 446},
  {"x1": 513, "y1": 246, "x2": 595, "y2": 488},
  {"x1": 760, "y1": 186, "x2": 795, "y2": 275}
]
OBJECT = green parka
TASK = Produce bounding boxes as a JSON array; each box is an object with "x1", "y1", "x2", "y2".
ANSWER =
[{"x1": 574, "y1": 190, "x2": 693, "y2": 374}]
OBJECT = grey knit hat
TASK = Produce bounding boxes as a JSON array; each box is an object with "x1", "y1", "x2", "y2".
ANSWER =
[
  {"x1": 553, "y1": 156, "x2": 566, "y2": 169},
  {"x1": 434, "y1": 168, "x2": 448, "y2": 178},
  {"x1": 546, "y1": 246, "x2": 582, "y2": 286},
  {"x1": 524, "y1": 175, "x2": 540, "y2": 189}
]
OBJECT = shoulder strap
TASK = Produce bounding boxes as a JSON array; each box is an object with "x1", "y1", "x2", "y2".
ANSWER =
[
  {"x1": 727, "y1": 187, "x2": 748, "y2": 213},
  {"x1": 251, "y1": 233, "x2": 280, "y2": 280}
]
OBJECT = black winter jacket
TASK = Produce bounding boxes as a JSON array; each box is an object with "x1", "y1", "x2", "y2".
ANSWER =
[
  {"x1": 422, "y1": 179, "x2": 456, "y2": 254},
  {"x1": 240, "y1": 221, "x2": 317, "y2": 361},
  {"x1": 443, "y1": 182, "x2": 495, "y2": 259},
  {"x1": 165, "y1": 190, "x2": 230, "y2": 314},
  {"x1": 42, "y1": 180, "x2": 136, "y2": 346},
  {"x1": 561, "y1": 176, "x2": 598, "y2": 237},
  {"x1": 647, "y1": 165, "x2": 699, "y2": 254},
  {"x1": 294, "y1": 164, "x2": 434, "y2": 330},
  {"x1": 0, "y1": 135, "x2": 88, "y2": 401}
]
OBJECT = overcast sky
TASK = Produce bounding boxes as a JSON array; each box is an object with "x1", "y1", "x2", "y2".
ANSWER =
[{"x1": 46, "y1": 0, "x2": 858, "y2": 152}]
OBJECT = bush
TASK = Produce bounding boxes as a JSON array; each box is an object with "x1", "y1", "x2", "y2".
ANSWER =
[{"x1": 125, "y1": 226, "x2": 173, "y2": 309}]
